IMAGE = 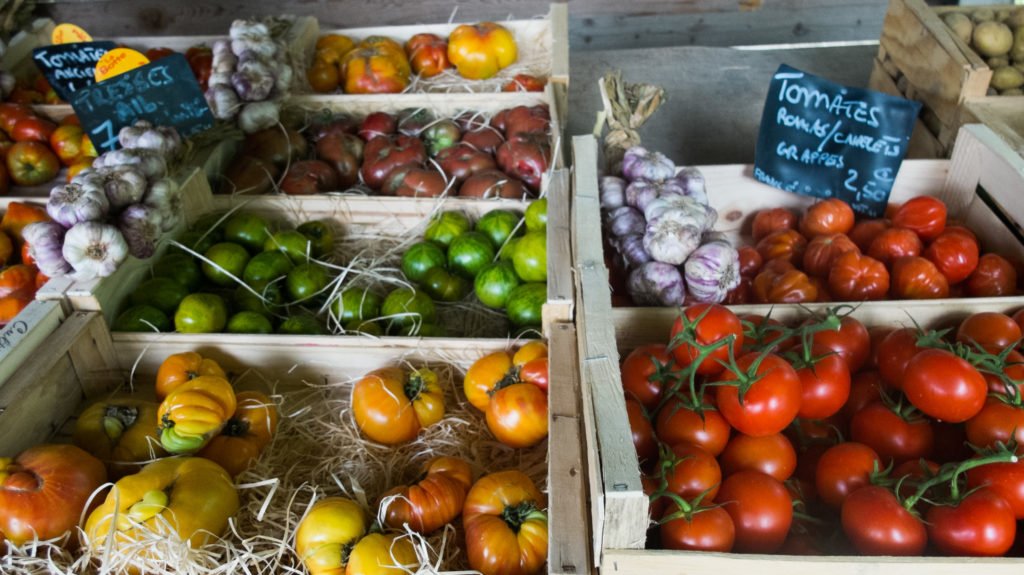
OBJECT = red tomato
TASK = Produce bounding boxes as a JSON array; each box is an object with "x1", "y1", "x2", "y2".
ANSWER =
[
  {"x1": 850, "y1": 402, "x2": 934, "y2": 465},
  {"x1": 828, "y1": 251, "x2": 890, "y2": 301},
  {"x1": 841, "y1": 485, "x2": 927, "y2": 555},
  {"x1": 795, "y1": 352, "x2": 851, "y2": 419},
  {"x1": 626, "y1": 399, "x2": 658, "y2": 466},
  {"x1": 1014, "y1": 308, "x2": 1024, "y2": 338},
  {"x1": 520, "y1": 358, "x2": 548, "y2": 393},
  {"x1": 659, "y1": 503, "x2": 735, "y2": 552},
  {"x1": 779, "y1": 531, "x2": 825, "y2": 555},
  {"x1": 756, "y1": 228, "x2": 807, "y2": 266},
  {"x1": 737, "y1": 245, "x2": 763, "y2": 278},
  {"x1": 739, "y1": 313, "x2": 795, "y2": 354},
  {"x1": 752, "y1": 264, "x2": 818, "y2": 303},
  {"x1": 662, "y1": 442, "x2": 721, "y2": 501},
  {"x1": 719, "y1": 433, "x2": 796, "y2": 481},
  {"x1": 875, "y1": 328, "x2": 924, "y2": 389},
  {"x1": 849, "y1": 218, "x2": 891, "y2": 252},
  {"x1": 891, "y1": 256, "x2": 950, "y2": 299},
  {"x1": 984, "y1": 349, "x2": 1024, "y2": 396},
  {"x1": 892, "y1": 196, "x2": 947, "y2": 241},
  {"x1": 867, "y1": 227, "x2": 923, "y2": 266},
  {"x1": 723, "y1": 279, "x2": 752, "y2": 305},
  {"x1": 751, "y1": 207, "x2": 798, "y2": 242},
  {"x1": 811, "y1": 315, "x2": 871, "y2": 373},
  {"x1": 925, "y1": 229, "x2": 979, "y2": 284},
  {"x1": 867, "y1": 326, "x2": 895, "y2": 369},
  {"x1": 715, "y1": 353, "x2": 801, "y2": 437},
  {"x1": 800, "y1": 198, "x2": 855, "y2": 237},
  {"x1": 10, "y1": 116, "x2": 56, "y2": 143},
  {"x1": 642, "y1": 474, "x2": 666, "y2": 523},
  {"x1": 965, "y1": 400, "x2": 1024, "y2": 453},
  {"x1": 844, "y1": 371, "x2": 885, "y2": 419},
  {"x1": 621, "y1": 344, "x2": 674, "y2": 410},
  {"x1": 956, "y1": 312, "x2": 1021, "y2": 352},
  {"x1": 903, "y1": 349, "x2": 986, "y2": 423},
  {"x1": 716, "y1": 470, "x2": 792, "y2": 553},
  {"x1": 802, "y1": 233, "x2": 859, "y2": 278},
  {"x1": 929, "y1": 422, "x2": 972, "y2": 465},
  {"x1": 967, "y1": 253, "x2": 1017, "y2": 297},
  {"x1": 966, "y1": 460, "x2": 1024, "y2": 519},
  {"x1": 670, "y1": 304, "x2": 744, "y2": 377},
  {"x1": 655, "y1": 398, "x2": 731, "y2": 456},
  {"x1": 926, "y1": 489, "x2": 1016, "y2": 556},
  {"x1": 815, "y1": 442, "x2": 880, "y2": 508}
]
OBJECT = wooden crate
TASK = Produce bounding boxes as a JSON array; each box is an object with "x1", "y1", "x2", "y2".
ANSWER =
[
  {"x1": 871, "y1": 0, "x2": 1024, "y2": 157},
  {"x1": 0, "y1": 299, "x2": 65, "y2": 390},
  {"x1": 0, "y1": 309, "x2": 590, "y2": 575},
  {"x1": 572, "y1": 124, "x2": 1024, "y2": 565}
]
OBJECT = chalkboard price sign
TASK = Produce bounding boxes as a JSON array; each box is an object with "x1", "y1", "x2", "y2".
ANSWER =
[
  {"x1": 32, "y1": 41, "x2": 116, "y2": 102},
  {"x1": 69, "y1": 53, "x2": 214, "y2": 153},
  {"x1": 754, "y1": 64, "x2": 922, "y2": 217}
]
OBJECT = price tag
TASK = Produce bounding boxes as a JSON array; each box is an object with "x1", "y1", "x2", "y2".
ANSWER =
[
  {"x1": 52, "y1": 23, "x2": 92, "y2": 44},
  {"x1": 32, "y1": 41, "x2": 116, "y2": 102},
  {"x1": 94, "y1": 48, "x2": 150, "y2": 82},
  {"x1": 753, "y1": 64, "x2": 922, "y2": 217},
  {"x1": 69, "y1": 53, "x2": 214, "y2": 153}
]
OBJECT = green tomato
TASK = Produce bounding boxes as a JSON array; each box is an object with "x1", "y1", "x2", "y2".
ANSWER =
[
  {"x1": 174, "y1": 293, "x2": 228, "y2": 333},
  {"x1": 424, "y1": 211, "x2": 471, "y2": 248},
  {"x1": 286, "y1": 263, "x2": 330, "y2": 302},
  {"x1": 474, "y1": 261, "x2": 521, "y2": 309},
  {"x1": 191, "y1": 212, "x2": 228, "y2": 239},
  {"x1": 499, "y1": 237, "x2": 520, "y2": 263},
  {"x1": 243, "y1": 250, "x2": 294, "y2": 291},
  {"x1": 402, "y1": 241, "x2": 447, "y2": 284},
  {"x1": 264, "y1": 230, "x2": 314, "y2": 263},
  {"x1": 421, "y1": 267, "x2": 470, "y2": 302},
  {"x1": 202, "y1": 243, "x2": 251, "y2": 286},
  {"x1": 525, "y1": 198, "x2": 548, "y2": 232},
  {"x1": 331, "y1": 288, "x2": 383, "y2": 324},
  {"x1": 113, "y1": 305, "x2": 170, "y2": 332},
  {"x1": 345, "y1": 319, "x2": 384, "y2": 336},
  {"x1": 223, "y1": 213, "x2": 271, "y2": 253},
  {"x1": 173, "y1": 230, "x2": 217, "y2": 257},
  {"x1": 278, "y1": 315, "x2": 326, "y2": 335},
  {"x1": 505, "y1": 282, "x2": 546, "y2": 328},
  {"x1": 297, "y1": 220, "x2": 336, "y2": 257},
  {"x1": 475, "y1": 209, "x2": 524, "y2": 250},
  {"x1": 512, "y1": 231, "x2": 547, "y2": 282},
  {"x1": 152, "y1": 253, "x2": 202, "y2": 291},
  {"x1": 131, "y1": 277, "x2": 189, "y2": 315},
  {"x1": 227, "y1": 311, "x2": 274, "y2": 334},
  {"x1": 381, "y1": 287, "x2": 437, "y2": 330},
  {"x1": 447, "y1": 231, "x2": 496, "y2": 279},
  {"x1": 234, "y1": 284, "x2": 283, "y2": 316}
]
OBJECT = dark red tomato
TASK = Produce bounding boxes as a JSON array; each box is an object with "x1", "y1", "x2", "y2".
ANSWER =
[
  {"x1": 892, "y1": 196, "x2": 947, "y2": 241},
  {"x1": 778, "y1": 531, "x2": 824, "y2": 555},
  {"x1": 626, "y1": 399, "x2": 658, "y2": 466},
  {"x1": 967, "y1": 253, "x2": 1018, "y2": 297},
  {"x1": 891, "y1": 256, "x2": 950, "y2": 299},
  {"x1": 723, "y1": 279, "x2": 752, "y2": 305},
  {"x1": 756, "y1": 229, "x2": 808, "y2": 266},
  {"x1": 1013, "y1": 308, "x2": 1024, "y2": 339},
  {"x1": 844, "y1": 371, "x2": 885, "y2": 420},
  {"x1": 965, "y1": 400, "x2": 1024, "y2": 453},
  {"x1": 752, "y1": 264, "x2": 818, "y2": 304},
  {"x1": 850, "y1": 402, "x2": 934, "y2": 465},
  {"x1": 751, "y1": 207, "x2": 798, "y2": 242},
  {"x1": 931, "y1": 421, "x2": 973, "y2": 465},
  {"x1": 841, "y1": 485, "x2": 927, "y2": 555},
  {"x1": 655, "y1": 398, "x2": 731, "y2": 456},
  {"x1": 803, "y1": 233, "x2": 860, "y2": 278},
  {"x1": 875, "y1": 328, "x2": 924, "y2": 389},
  {"x1": 926, "y1": 489, "x2": 1016, "y2": 556},
  {"x1": 717, "y1": 470, "x2": 792, "y2": 553},
  {"x1": 659, "y1": 503, "x2": 735, "y2": 552},
  {"x1": 715, "y1": 353, "x2": 801, "y2": 437},
  {"x1": 867, "y1": 326, "x2": 895, "y2": 369},
  {"x1": 811, "y1": 315, "x2": 871, "y2": 373},
  {"x1": 984, "y1": 349, "x2": 1024, "y2": 396},
  {"x1": 793, "y1": 444, "x2": 828, "y2": 503},
  {"x1": 737, "y1": 246, "x2": 763, "y2": 278},
  {"x1": 892, "y1": 459, "x2": 940, "y2": 499},
  {"x1": 956, "y1": 312, "x2": 1021, "y2": 353},
  {"x1": 925, "y1": 229, "x2": 979, "y2": 284},
  {"x1": 828, "y1": 251, "x2": 890, "y2": 301},
  {"x1": 966, "y1": 460, "x2": 1024, "y2": 519},
  {"x1": 800, "y1": 198, "x2": 855, "y2": 238},
  {"x1": 642, "y1": 474, "x2": 667, "y2": 522},
  {"x1": 867, "y1": 227, "x2": 923, "y2": 266},
  {"x1": 719, "y1": 433, "x2": 797, "y2": 481},
  {"x1": 903, "y1": 349, "x2": 986, "y2": 423},
  {"x1": 621, "y1": 344, "x2": 675, "y2": 410},
  {"x1": 670, "y1": 304, "x2": 744, "y2": 377},
  {"x1": 795, "y1": 352, "x2": 851, "y2": 420},
  {"x1": 815, "y1": 442, "x2": 880, "y2": 508},
  {"x1": 849, "y1": 219, "x2": 891, "y2": 252},
  {"x1": 662, "y1": 442, "x2": 722, "y2": 501}
]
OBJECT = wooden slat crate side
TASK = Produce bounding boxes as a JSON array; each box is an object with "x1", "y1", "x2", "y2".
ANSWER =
[
  {"x1": 544, "y1": 168, "x2": 574, "y2": 333},
  {"x1": 877, "y1": 0, "x2": 991, "y2": 128},
  {"x1": 0, "y1": 300, "x2": 64, "y2": 389},
  {"x1": 962, "y1": 98, "x2": 1024, "y2": 161},
  {"x1": 548, "y1": 3, "x2": 569, "y2": 84},
  {"x1": 867, "y1": 58, "x2": 948, "y2": 159}
]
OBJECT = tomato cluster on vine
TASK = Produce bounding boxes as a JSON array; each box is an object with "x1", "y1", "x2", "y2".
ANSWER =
[
  {"x1": 624, "y1": 303, "x2": 1024, "y2": 556},
  {"x1": 729, "y1": 195, "x2": 1021, "y2": 304}
]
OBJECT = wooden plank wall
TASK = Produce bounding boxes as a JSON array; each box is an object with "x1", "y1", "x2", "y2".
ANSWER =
[{"x1": 38, "y1": 0, "x2": 889, "y2": 49}]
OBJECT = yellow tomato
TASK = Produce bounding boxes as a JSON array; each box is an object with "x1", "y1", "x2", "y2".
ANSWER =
[
  {"x1": 155, "y1": 351, "x2": 227, "y2": 400},
  {"x1": 296, "y1": 497, "x2": 367, "y2": 575},
  {"x1": 74, "y1": 397, "x2": 166, "y2": 477},
  {"x1": 351, "y1": 367, "x2": 445, "y2": 445},
  {"x1": 157, "y1": 375, "x2": 236, "y2": 454},
  {"x1": 346, "y1": 533, "x2": 419, "y2": 575},
  {"x1": 447, "y1": 22, "x2": 517, "y2": 80}
]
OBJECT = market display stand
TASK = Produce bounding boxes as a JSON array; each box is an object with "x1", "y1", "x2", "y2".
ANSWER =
[{"x1": 573, "y1": 123, "x2": 1024, "y2": 572}]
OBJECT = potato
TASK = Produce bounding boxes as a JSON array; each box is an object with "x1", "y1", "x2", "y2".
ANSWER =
[
  {"x1": 989, "y1": 56, "x2": 1010, "y2": 68},
  {"x1": 991, "y1": 65, "x2": 1024, "y2": 91},
  {"x1": 1007, "y1": 10, "x2": 1024, "y2": 28},
  {"x1": 973, "y1": 20, "x2": 1014, "y2": 56},
  {"x1": 1010, "y1": 27, "x2": 1024, "y2": 61},
  {"x1": 997, "y1": 9, "x2": 1011, "y2": 22},
  {"x1": 944, "y1": 12, "x2": 974, "y2": 45},
  {"x1": 973, "y1": 8, "x2": 995, "y2": 23},
  {"x1": 1002, "y1": 88, "x2": 1024, "y2": 96}
]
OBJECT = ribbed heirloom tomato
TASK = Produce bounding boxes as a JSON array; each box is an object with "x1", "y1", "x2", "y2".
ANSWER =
[
  {"x1": 803, "y1": 233, "x2": 859, "y2": 278},
  {"x1": 892, "y1": 196, "x2": 946, "y2": 241},
  {"x1": 352, "y1": 367, "x2": 445, "y2": 445},
  {"x1": 381, "y1": 456, "x2": 473, "y2": 534},
  {"x1": 925, "y1": 228, "x2": 979, "y2": 284},
  {"x1": 751, "y1": 207, "x2": 798, "y2": 241},
  {"x1": 753, "y1": 261, "x2": 818, "y2": 303},
  {"x1": 967, "y1": 253, "x2": 1017, "y2": 297},
  {"x1": 756, "y1": 228, "x2": 807, "y2": 265},
  {"x1": 849, "y1": 218, "x2": 891, "y2": 252},
  {"x1": 867, "y1": 227, "x2": 923, "y2": 265},
  {"x1": 891, "y1": 256, "x2": 949, "y2": 299},
  {"x1": 463, "y1": 470, "x2": 547, "y2": 575},
  {"x1": 800, "y1": 198, "x2": 855, "y2": 237},
  {"x1": 828, "y1": 251, "x2": 890, "y2": 301}
]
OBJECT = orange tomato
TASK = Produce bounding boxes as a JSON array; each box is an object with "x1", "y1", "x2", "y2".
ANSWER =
[
  {"x1": 0, "y1": 264, "x2": 36, "y2": 298},
  {"x1": 0, "y1": 231, "x2": 11, "y2": 266},
  {"x1": 486, "y1": 383, "x2": 548, "y2": 448},
  {"x1": 352, "y1": 367, "x2": 445, "y2": 445},
  {"x1": 155, "y1": 351, "x2": 227, "y2": 400},
  {"x1": 381, "y1": 456, "x2": 473, "y2": 534},
  {"x1": 406, "y1": 33, "x2": 450, "y2": 77},
  {"x1": 66, "y1": 156, "x2": 94, "y2": 181},
  {"x1": 315, "y1": 34, "x2": 355, "y2": 63},
  {"x1": 341, "y1": 40, "x2": 411, "y2": 94},
  {"x1": 0, "y1": 293, "x2": 31, "y2": 324},
  {"x1": 198, "y1": 391, "x2": 278, "y2": 477},
  {"x1": 306, "y1": 61, "x2": 340, "y2": 93},
  {"x1": 448, "y1": 22, "x2": 518, "y2": 80},
  {"x1": 463, "y1": 470, "x2": 547, "y2": 575},
  {"x1": 466, "y1": 343, "x2": 549, "y2": 411},
  {"x1": 0, "y1": 202, "x2": 49, "y2": 246}
]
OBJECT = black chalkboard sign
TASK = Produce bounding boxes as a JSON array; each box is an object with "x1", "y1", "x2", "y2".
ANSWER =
[
  {"x1": 32, "y1": 41, "x2": 116, "y2": 102},
  {"x1": 754, "y1": 64, "x2": 922, "y2": 217},
  {"x1": 68, "y1": 53, "x2": 214, "y2": 153}
]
